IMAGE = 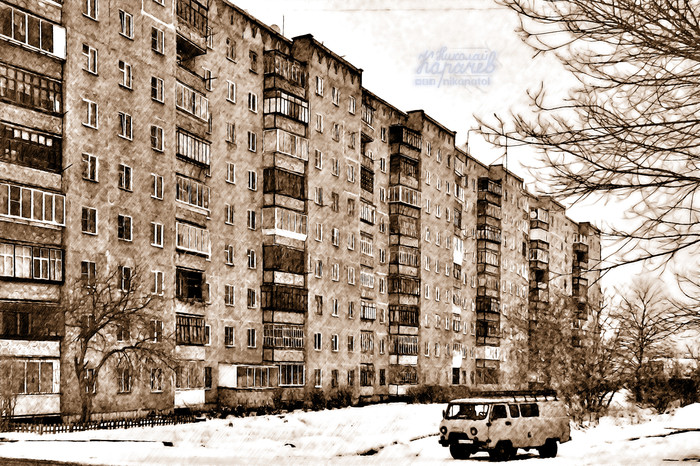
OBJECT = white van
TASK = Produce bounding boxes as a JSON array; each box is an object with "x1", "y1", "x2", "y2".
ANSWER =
[{"x1": 438, "y1": 390, "x2": 570, "y2": 460}]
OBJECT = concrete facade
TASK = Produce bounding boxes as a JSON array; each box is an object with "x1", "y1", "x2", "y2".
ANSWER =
[{"x1": 0, "y1": 0, "x2": 602, "y2": 420}]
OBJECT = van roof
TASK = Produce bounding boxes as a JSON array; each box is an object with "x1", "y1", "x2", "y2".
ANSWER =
[{"x1": 448, "y1": 390, "x2": 559, "y2": 404}]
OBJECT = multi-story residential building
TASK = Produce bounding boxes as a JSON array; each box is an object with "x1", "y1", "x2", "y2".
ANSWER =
[{"x1": 0, "y1": 0, "x2": 601, "y2": 421}]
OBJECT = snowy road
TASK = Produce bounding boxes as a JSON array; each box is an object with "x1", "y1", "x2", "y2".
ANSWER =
[{"x1": 0, "y1": 402, "x2": 699, "y2": 464}]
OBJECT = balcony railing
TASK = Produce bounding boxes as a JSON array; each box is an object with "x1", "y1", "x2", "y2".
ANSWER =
[
  {"x1": 390, "y1": 335, "x2": 418, "y2": 355},
  {"x1": 177, "y1": 0, "x2": 208, "y2": 38},
  {"x1": 389, "y1": 125, "x2": 422, "y2": 151},
  {"x1": 478, "y1": 178, "x2": 502, "y2": 196},
  {"x1": 263, "y1": 323, "x2": 304, "y2": 349},
  {"x1": 264, "y1": 50, "x2": 307, "y2": 89},
  {"x1": 388, "y1": 185, "x2": 421, "y2": 208},
  {"x1": 389, "y1": 305, "x2": 419, "y2": 327}
]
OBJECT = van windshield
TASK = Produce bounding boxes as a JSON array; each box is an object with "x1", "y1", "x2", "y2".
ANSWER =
[{"x1": 445, "y1": 403, "x2": 489, "y2": 420}]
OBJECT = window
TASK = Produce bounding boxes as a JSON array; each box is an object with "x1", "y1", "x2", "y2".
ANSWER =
[
  {"x1": 84, "y1": 0, "x2": 98, "y2": 19},
  {"x1": 331, "y1": 192, "x2": 339, "y2": 212},
  {"x1": 380, "y1": 127, "x2": 387, "y2": 142},
  {"x1": 117, "y1": 214, "x2": 132, "y2": 241},
  {"x1": 248, "y1": 132, "x2": 257, "y2": 152},
  {"x1": 0, "y1": 243, "x2": 63, "y2": 282},
  {"x1": 314, "y1": 223, "x2": 323, "y2": 242},
  {"x1": 81, "y1": 207, "x2": 97, "y2": 234},
  {"x1": 331, "y1": 263, "x2": 339, "y2": 281},
  {"x1": 249, "y1": 50, "x2": 258, "y2": 72},
  {"x1": 332, "y1": 228, "x2": 339, "y2": 246},
  {"x1": 348, "y1": 96, "x2": 356, "y2": 114},
  {"x1": 331, "y1": 334, "x2": 339, "y2": 352},
  {"x1": 150, "y1": 368, "x2": 163, "y2": 392},
  {"x1": 118, "y1": 112, "x2": 132, "y2": 140},
  {"x1": 247, "y1": 249, "x2": 256, "y2": 269},
  {"x1": 152, "y1": 271, "x2": 164, "y2": 295},
  {"x1": 80, "y1": 261, "x2": 96, "y2": 285},
  {"x1": 83, "y1": 99, "x2": 98, "y2": 128},
  {"x1": 315, "y1": 259, "x2": 323, "y2": 277},
  {"x1": 248, "y1": 92, "x2": 258, "y2": 112},
  {"x1": 348, "y1": 370, "x2": 355, "y2": 386},
  {"x1": 226, "y1": 163, "x2": 235, "y2": 183},
  {"x1": 225, "y1": 204, "x2": 234, "y2": 225},
  {"x1": 348, "y1": 267, "x2": 356, "y2": 285},
  {"x1": 314, "y1": 187, "x2": 323, "y2": 205},
  {"x1": 118, "y1": 10, "x2": 133, "y2": 39},
  {"x1": 347, "y1": 335, "x2": 355, "y2": 352},
  {"x1": 279, "y1": 363, "x2": 305, "y2": 386},
  {"x1": 82, "y1": 44, "x2": 98, "y2": 74},
  {"x1": 151, "y1": 126, "x2": 163, "y2": 151},
  {"x1": 203, "y1": 68, "x2": 212, "y2": 91},
  {"x1": 315, "y1": 76, "x2": 324, "y2": 96},
  {"x1": 247, "y1": 328, "x2": 257, "y2": 348},
  {"x1": 151, "y1": 27, "x2": 164, "y2": 54},
  {"x1": 248, "y1": 170, "x2": 257, "y2": 190},
  {"x1": 314, "y1": 150, "x2": 322, "y2": 170},
  {"x1": 332, "y1": 123, "x2": 340, "y2": 141},
  {"x1": 332, "y1": 158, "x2": 339, "y2": 176},
  {"x1": 347, "y1": 164, "x2": 355, "y2": 183},
  {"x1": 246, "y1": 288, "x2": 257, "y2": 308},
  {"x1": 331, "y1": 87, "x2": 340, "y2": 106},
  {"x1": 226, "y1": 37, "x2": 236, "y2": 61},
  {"x1": 224, "y1": 244, "x2": 234, "y2": 265},
  {"x1": 315, "y1": 113, "x2": 323, "y2": 133},
  {"x1": 117, "y1": 366, "x2": 132, "y2": 393},
  {"x1": 332, "y1": 298, "x2": 339, "y2": 316},
  {"x1": 314, "y1": 332, "x2": 322, "y2": 350},
  {"x1": 226, "y1": 122, "x2": 235, "y2": 143},
  {"x1": 347, "y1": 198, "x2": 356, "y2": 216},
  {"x1": 151, "y1": 174, "x2": 163, "y2": 199},
  {"x1": 348, "y1": 233, "x2": 355, "y2": 250},
  {"x1": 151, "y1": 77, "x2": 164, "y2": 102},
  {"x1": 82, "y1": 153, "x2": 98, "y2": 182},
  {"x1": 247, "y1": 210, "x2": 257, "y2": 230},
  {"x1": 314, "y1": 369, "x2": 322, "y2": 388},
  {"x1": 118, "y1": 164, "x2": 132, "y2": 191},
  {"x1": 225, "y1": 284, "x2": 235, "y2": 306},
  {"x1": 226, "y1": 81, "x2": 236, "y2": 102},
  {"x1": 225, "y1": 326, "x2": 235, "y2": 346}
]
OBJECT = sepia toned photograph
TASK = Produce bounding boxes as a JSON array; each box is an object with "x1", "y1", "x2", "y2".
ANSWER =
[{"x1": 0, "y1": 0, "x2": 699, "y2": 463}]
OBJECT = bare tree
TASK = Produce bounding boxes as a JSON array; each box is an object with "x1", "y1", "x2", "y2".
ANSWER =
[
  {"x1": 506, "y1": 290, "x2": 623, "y2": 421},
  {"x1": 477, "y1": 0, "x2": 700, "y2": 271},
  {"x1": 0, "y1": 359, "x2": 18, "y2": 429},
  {"x1": 63, "y1": 265, "x2": 174, "y2": 423},
  {"x1": 613, "y1": 279, "x2": 681, "y2": 402}
]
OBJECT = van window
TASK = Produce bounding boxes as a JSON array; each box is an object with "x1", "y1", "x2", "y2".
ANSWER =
[
  {"x1": 491, "y1": 404, "x2": 508, "y2": 420},
  {"x1": 520, "y1": 403, "x2": 540, "y2": 417},
  {"x1": 446, "y1": 403, "x2": 488, "y2": 420},
  {"x1": 508, "y1": 404, "x2": 520, "y2": 418}
]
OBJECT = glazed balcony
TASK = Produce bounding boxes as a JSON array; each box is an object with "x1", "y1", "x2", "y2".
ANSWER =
[
  {"x1": 261, "y1": 285, "x2": 308, "y2": 313},
  {"x1": 389, "y1": 305, "x2": 419, "y2": 327}
]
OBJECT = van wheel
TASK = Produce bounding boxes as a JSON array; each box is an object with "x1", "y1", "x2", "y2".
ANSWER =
[
  {"x1": 538, "y1": 439, "x2": 558, "y2": 458},
  {"x1": 490, "y1": 441, "x2": 515, "y2": 461},
  {"x1": 449, "y1": 443, "x2": 472, "y2": 460}
]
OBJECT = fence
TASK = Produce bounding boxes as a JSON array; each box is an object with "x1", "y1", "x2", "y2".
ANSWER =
[{"x1": 3, "y1": 415, "x2": 197, "y2": 435}]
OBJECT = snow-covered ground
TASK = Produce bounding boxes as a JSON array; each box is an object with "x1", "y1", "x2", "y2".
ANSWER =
[{"x1": 0, "y1": 401, "x2": 699, "y2": 465}]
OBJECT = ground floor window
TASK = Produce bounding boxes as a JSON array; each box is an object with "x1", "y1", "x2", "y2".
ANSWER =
[
  {"x1": 279, "y1": 363, "x2": 305, "y2": 386},
  {"x1": 3, "y1": 359, "x2": 57, "y2": 394}
]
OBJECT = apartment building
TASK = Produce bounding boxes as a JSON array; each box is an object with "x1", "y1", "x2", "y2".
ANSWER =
[{"x1": 0, "y1": 0, "x2": 601, "y2": 420}]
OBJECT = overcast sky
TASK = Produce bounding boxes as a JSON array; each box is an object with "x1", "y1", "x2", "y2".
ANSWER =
[{"x1": 232, "y1": 0, "x2": 574, "y2": 168}]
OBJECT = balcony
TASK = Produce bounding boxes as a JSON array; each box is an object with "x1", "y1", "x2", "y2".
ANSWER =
[
  {"x1": 261, "y1": 206, "x2": 308, "y2": 241},
  {"x1": 389, "y1": 125, "x2": 422, "y2": 156},
  {"x1": 389, "y1": 305, "x2": 419, "y2": 327},
  {"x1": 388, "y1": 275, "x2": 420, "y2": 296},
  {"x1": 390, "y1": 335, "x2": 418, "y2": 355},
  {"x1": 478, "y1": 178, "x2": 502, "y2": 196},
  {"x1": 263, "y1": 129, "x2": 309, "y2": 161},
  {"x1": 263, "y1": 323, "x2": 304, "y2": 349},
  {"x1": 388, "y1": 185, "x2": 421, "y2": 208},
  {"x1": 264, "y1": 50, "x2": 307, "y2": 99},
  {"x1": 476, "y1": 225, "x2": 501, "y2": 243},
  {"x1": 261, "y1": 285, "x2": 307, "y2": 313},
  {"x1": 476, "y1": 200, "x2": 502, "y2": 220},
  {"x1": 176, "y1": 0, "x2": 208, "y2": 59}
]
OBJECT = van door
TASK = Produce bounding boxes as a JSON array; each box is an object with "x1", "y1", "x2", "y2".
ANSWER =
[
  {"x1": 486, "y1": 403, "x2": 510, "y2": 448},
  {"x1": 507, "y1": 403, "x2": 526, "y2": 448}
]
